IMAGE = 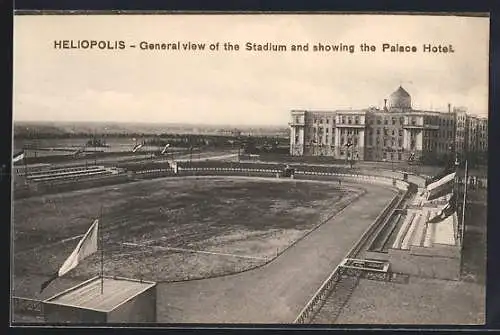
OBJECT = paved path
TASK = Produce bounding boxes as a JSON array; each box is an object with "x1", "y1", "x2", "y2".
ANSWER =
[{"x1": 157, "y1": 183, "x2": 396, "y2": 323}]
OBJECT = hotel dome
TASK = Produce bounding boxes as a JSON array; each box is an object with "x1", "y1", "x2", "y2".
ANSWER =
[{"x1": 389, "y1": 86, "x2": 412, "y2": 110}]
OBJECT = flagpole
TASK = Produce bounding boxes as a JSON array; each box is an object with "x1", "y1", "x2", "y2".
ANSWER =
[
  {"x1": 461, "y1": 160, "x2": 468, "y2": 247},
  {"x1": 23, "y1": 146, "x2": 28, "y2": 178},
  {"x1": 100, "y1": 206, "x2": 104, "y2": 294}
]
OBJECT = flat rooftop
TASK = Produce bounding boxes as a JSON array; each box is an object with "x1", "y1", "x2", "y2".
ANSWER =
[{"x1": 45, "y1": 276, "x2": 156, "y2": 312}]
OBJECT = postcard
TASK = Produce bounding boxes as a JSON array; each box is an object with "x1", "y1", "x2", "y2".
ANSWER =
[{"x1": 11, "y1": 12, "x2": 488, "y2": 326}]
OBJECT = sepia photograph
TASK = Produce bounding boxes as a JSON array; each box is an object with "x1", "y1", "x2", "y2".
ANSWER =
[{"x1": 11, "y1": 13, "x2": 488, "y2": 325}]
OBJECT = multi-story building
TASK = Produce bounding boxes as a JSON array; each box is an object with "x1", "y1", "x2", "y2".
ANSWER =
[{"x1": 289, "y1": 86, "x2": 488, "y2": 163}]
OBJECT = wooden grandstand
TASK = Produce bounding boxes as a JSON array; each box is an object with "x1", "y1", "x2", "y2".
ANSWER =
[
  {"x1": 24, "y1": 165, "x2": 122, "y2": 183},
  {"x1": 367, "y1": 185, "x2": 461, "y2": 280}
]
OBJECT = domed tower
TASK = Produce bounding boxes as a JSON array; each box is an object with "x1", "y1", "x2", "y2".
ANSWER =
[{"x1": 388, "y1": 86, "x2": 412, "y2": 111}]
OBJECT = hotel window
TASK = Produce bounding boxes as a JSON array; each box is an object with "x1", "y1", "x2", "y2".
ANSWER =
[
  {"x1": 376, "y1": 129, "x2": 380, "y2": 135},
  {"x1": 320, "y1": 119, "x2": 323, "y2": 124},
  {"x1": 399, "y1": 130, "x2": 403, "y2": 136},
  {"x1": 326, "y1": 119, "x2": 329, "y2": 124},
  {"x1": 354, "y1": 138, "x2": 358, "y2": 145},
  {"x1": 295, "y1": 117, "x2": 300, "y2": 124},
  {"x1": 348, "y1": 117, "x2": 352, "y2": 124},
  {"x1": 342, "y1": 116, "x2": 346, "y2": 124},
  {"x1": 355, "y1": 116, "x2": 359, "y2": 124},
  {"x1": 326, "y1": 128, "x2": 329, "y2": 134},
  {"x1": 400, "y1": 117, "x2": 404, "y2": 124},
  {"x1": 392, "y1": 118, "x2": 396, "y2": 125},
  {"x1": 384, "y1": 119, "x2": 388, "y2": 125},
  {"x1": 398, "y1": 139, "x2": 403, "y2": 147},
  {"x1": 377, "y1": 119, "x2": 381, "y2": 125},
  {"x1": 392, "y1": 130, "x2": 395, "y2": 136},
  {"x1": 295, "y1": 136, "x2": 299, "y2": 144}
]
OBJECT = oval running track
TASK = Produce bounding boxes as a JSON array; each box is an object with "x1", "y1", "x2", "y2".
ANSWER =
[{"x1": 156, "y1": 179, "x2": 397, "y2": 323}]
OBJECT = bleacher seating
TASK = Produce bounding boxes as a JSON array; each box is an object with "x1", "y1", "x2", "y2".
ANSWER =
[
  {"x1": 423, "y1": 209, "x2": 439, "y2": 247},
  {"x1": 27, "y1": 165, "x2": 118, "y2": 183},
  {"x1": 401, "y1": 212, "x2": 422, "y2": 250},
  {"x1": 434, "y1": 215, "x2": 456, "y2": 245},
  {"x1": 411, "y1": 209, "x2": 430, "y2": 247},
  {"x1": 391, "y1": 212, "x2": 415, "y2": 249},
  {"x1": 411, "y1": 188, "x2": 426, "y2": 206},
  {"x1": 424, "y1": 193, "x2": 452, "y2": 207}
]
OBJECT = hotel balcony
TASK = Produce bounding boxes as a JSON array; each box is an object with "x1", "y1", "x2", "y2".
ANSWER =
[
  {"x1": 335, "y1": 123, "x2": 366, "y2": 128},
  {"x1": 403, "y1": 122, "x2": 424, "y2": 129},
  {"x1": 288, "y1": 122, "x2": 305, "y2": 127}
]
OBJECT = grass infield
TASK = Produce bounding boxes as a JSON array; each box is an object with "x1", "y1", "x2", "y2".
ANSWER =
[{"x1": 13, "y1": 176, "x2": 361, "y2": 299}]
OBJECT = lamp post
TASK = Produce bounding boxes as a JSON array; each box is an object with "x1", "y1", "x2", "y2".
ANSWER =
[
  {"x1": 391, "y1": 148, "x2": 394, "y2": 171},
  {"x1": 189, "y1": 145, "x2": 193, "y2": 167},
  {"x1": 455, "y1": 153, "x2": 460, "y2": 200}
]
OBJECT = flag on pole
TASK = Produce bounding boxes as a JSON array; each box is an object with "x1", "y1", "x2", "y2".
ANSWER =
[
  {"x1": 425, "y1": 172, "x2": 456, "y2": 201},
  {"x1": 132, "y1": 144, "x2": 143, "y2": 153},
  {"x1": 428, "y1": 192, "x2": 457, "y2": 223},
  {"x1": 13, "y1": 151, "x2": 25, "y2": 163},
  {"x1": 425, "y1": 159, "x2": 457, "y2": 186},
  {"x1": 161, "y1": 143, "x2": 170, "y2": 155},
  {"x1": 40, "y1": 220, "x2": 99, "y2": 293}
]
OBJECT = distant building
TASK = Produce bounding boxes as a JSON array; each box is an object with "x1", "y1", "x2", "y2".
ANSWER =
[
  {"x1": 217, "y1": 128, "x2": 242, "y2": 137},
  {"x1": 289, "y1": 86, "x2": 488, "y2": 163}
]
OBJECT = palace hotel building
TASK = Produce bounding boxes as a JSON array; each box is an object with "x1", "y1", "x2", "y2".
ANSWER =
[{"x1": 289, "y1": 86, "x2": 488, "y2": 163}]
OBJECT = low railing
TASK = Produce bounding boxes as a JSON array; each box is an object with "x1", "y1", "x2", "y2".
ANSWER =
[{"x1": 178, "y1": 166, "x2": 410, "y2": 191}]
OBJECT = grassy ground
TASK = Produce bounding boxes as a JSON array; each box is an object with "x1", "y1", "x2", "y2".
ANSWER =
[
  {"x1": 13, "y1": 176, "x2": 358, "y2": 300},
  {"x1": 336, "y1": 276, "x2": 485, "y2": 324}
]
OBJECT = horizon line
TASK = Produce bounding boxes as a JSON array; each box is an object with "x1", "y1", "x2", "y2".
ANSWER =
[{"x1": 12, "y1": 120, "x2": 290, "y2": 128}]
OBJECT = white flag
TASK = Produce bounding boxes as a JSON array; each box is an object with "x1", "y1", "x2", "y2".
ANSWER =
[
  {"x1": 132, "y1": 144, "x2": 143, "y2": 153},
  {"x1": 161, "y1": 143, "x2": 170, "y2": 155},
  {"x1": 425, "y1": 172, "x2": 456, "y2": 200},
  {"x1": 58, "y1": 219, "x2": 99, "y2": 277},
  {"x1": 40, "y1": 219, "x2": 99, "y2": 293},
  {"x1": 13, "y1": 151, "x2": 25, "y2": 163}
]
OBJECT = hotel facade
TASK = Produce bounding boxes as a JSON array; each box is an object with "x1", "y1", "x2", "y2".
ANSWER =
[{"x1": 289, "y1": 86, "x2": 488, "y2": 163}]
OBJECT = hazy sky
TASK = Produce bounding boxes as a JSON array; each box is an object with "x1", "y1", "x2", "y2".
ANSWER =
[{"x1": 14, "y1": 14, "x2": 489, "y2": 125}]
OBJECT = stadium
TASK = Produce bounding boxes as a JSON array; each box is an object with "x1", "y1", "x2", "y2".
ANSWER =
[{"x1": 11, "y1": 142, "x2": 483, "y2": 324}]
